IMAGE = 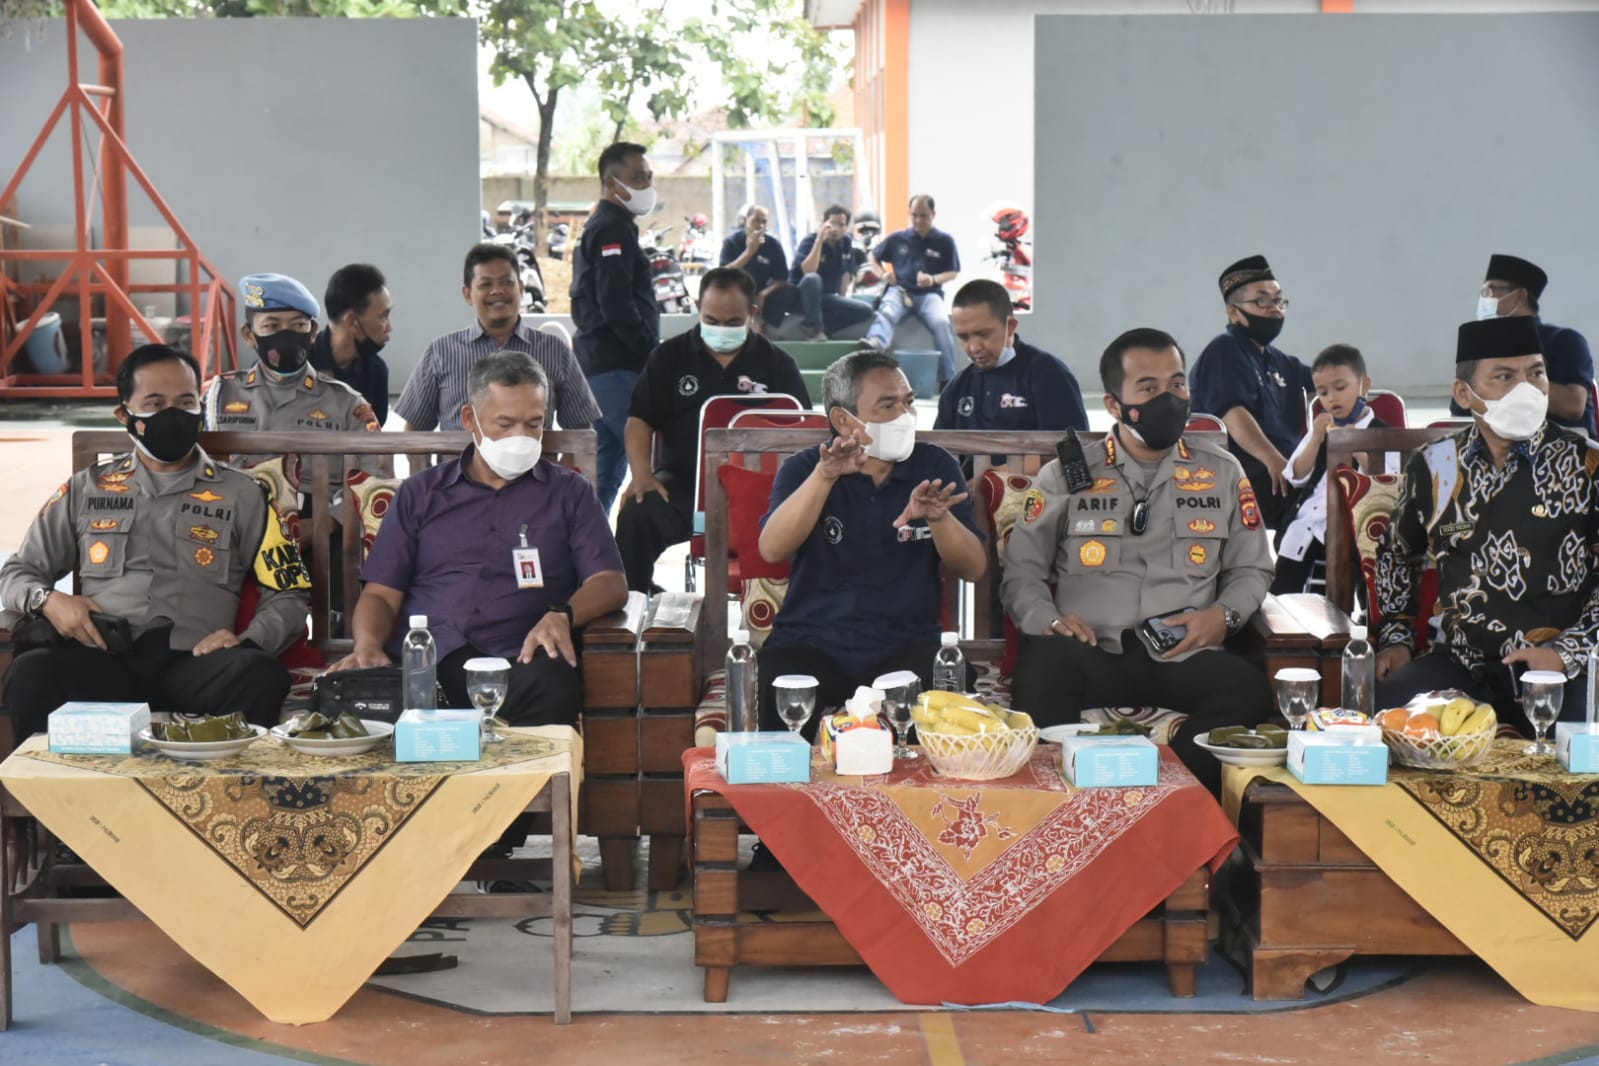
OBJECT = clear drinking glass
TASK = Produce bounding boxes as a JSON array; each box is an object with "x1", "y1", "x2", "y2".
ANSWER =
[
  {"x1": 464, "y1": 657, "x2": 511, "y2": 745},
  {"x1": 874, "y1": 670, "x2": 922, "y2": 761},
  {"x1": 772, "y1": 674, "x2": 819, "y2": 737},
  {"x1": 1274, "y1": 667, "x2": 1321, "y2": 731},
  {"x1": 1520, "y1": 670, "x2": 1565, "y2": 756}
]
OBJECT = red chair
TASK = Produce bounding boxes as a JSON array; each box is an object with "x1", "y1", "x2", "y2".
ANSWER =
[
  {"x1": 1185, "y1": 413, "x2": 1226, "y2": 435},
  {"x1": 1427, "y1": 418, "x2": 1474, "y2": 430},
  {"x1": 685, "y1": 394, "x2": 804, "y2": 591},
  {"x1": 1310, "y1": 388, "x2": 1407, "y2": 428}
]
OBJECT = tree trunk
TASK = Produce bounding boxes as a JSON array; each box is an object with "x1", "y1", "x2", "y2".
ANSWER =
[{"x1": 527, "y1": 76, "x2": 560, "y2": 254}]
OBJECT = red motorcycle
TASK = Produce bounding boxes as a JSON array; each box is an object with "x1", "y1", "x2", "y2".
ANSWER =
[{"x1": 986, "y1": 205, "x2": 1032, "y2": 312}]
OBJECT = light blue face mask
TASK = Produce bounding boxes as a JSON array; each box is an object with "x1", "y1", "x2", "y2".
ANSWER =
[{"x1": 700, "y1": 322, "x2": 749, "y2": 353}]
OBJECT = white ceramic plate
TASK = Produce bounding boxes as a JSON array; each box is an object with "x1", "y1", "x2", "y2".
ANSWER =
[
  {"x1": 1194, "y1": 731, "x2": 1289, "y2": 768},
  {"x1": 1039, "y1": 724, "x2": 1101, "y2": 744},
  {"x1": 270, "y1": 718, "x2": 395, "y2": 757},
  {"x1": 139, "y1": 724, "x2": 265, "y2": 761}
]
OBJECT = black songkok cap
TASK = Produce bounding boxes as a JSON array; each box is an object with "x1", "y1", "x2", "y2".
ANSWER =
[
  {"x1": 1219, "y1": 255, "x2": 1274, "y2": 299},
  {"x1": 1484, "y1": 254, "x2": 1548, "y2": 301},
  {"x1": 1456, "y1": 316, "x2": 1544, "y2": 364}
]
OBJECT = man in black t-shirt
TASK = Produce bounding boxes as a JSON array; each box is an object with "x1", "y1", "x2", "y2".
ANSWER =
[{"x1": 615, "y1": 268, "x2": 811, "y2": 592}]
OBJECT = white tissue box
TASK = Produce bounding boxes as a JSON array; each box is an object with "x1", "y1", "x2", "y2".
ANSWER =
[{"x1": 49, "y1": 701, "x2": 150, "y2": 755}]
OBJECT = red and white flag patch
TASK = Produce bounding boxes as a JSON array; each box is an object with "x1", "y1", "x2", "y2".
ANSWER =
[{"x1": 601, "y1": 243, "x2": 622, "y2": 257}]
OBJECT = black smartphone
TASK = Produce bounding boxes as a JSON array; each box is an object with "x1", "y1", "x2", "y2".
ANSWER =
[
  {"x1": 90, "y1": 612, "x2": 134, "y2": 655},
  {"x1": 1141, "y1": 615, "x2": 1187, "y2": 653}
]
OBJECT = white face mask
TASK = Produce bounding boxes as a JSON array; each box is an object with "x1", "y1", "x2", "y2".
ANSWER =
[
  {"x1": 614, "y1": 178, "x2": 656, "y2": 217},
  {"x1": 860, "y1": 410, "x2": 916, "y2": 463},
  {"x1": 1476, "y1": 295, "x2": 1501, "y2": 321},
  {"x1": 1468, "y1": 381, "x2": 1548, "y2": 441},
  {"x1": 474, "y1": 429, "x2": 543, "y2": 479}
]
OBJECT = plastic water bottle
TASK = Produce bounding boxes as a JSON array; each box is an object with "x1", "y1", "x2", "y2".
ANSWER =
[
  {"x1": 402, "y1": 614, "x2": 437, "y2": 711},
  {"x1": 1341, "y1": 624, "x2": 1375, "y2": 717},
  {"x1": 933, "y1": 631, "x2": 965, "y2": 693},
  {"x1": 727, "y1": 630, "x2": 758, "y2": 732},
  {"x1": 1586, "y1": 644, "x2": 1599, "y2": 730}
]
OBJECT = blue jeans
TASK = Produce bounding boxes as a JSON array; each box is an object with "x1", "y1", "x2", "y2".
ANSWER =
[
  {"x1": 586, "y1": 368, "x2": 637, "y2": 513},
  {"x1": 866, "y1": 287, "x2": 958, "y2": 383},
  {"x1": 796, "y1": 273, "x2": 877, "y2": 336}
]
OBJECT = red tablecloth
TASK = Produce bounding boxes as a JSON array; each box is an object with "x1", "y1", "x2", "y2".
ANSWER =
[{"x1": 684, "y1": 744, "x2": 1238, "y2": 1005}]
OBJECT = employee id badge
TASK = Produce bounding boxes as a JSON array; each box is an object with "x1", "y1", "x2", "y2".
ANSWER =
[{"x1": 513, "y1": 546, "x2": 544, "y2": 589}]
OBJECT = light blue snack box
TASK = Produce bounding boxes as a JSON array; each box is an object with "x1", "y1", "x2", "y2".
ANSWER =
[
  {"x1": 1556, "y1": 723, "x2": 1599, "y2": 773},
  {"x1": 715, "y1": 731, "x2": 812, "y2": 784},
  {"x1": 1287, "y1": 728, "x2": 1388, "y2": 785},
  {"x1": 50, "y1": 701, "x2": 150, "y2": 755},
  {"x1": 1061, "y1": 734, "x2": 1158, "y2": 788},
  {"x1": 396, "y1": 709, "x2": 481, "y2": 762}
]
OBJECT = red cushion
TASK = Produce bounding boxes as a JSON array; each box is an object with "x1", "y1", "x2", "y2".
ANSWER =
[
  {"x1": 717, "y1": 464, "x2": 789, "y2": 580},
  {"x1": 980, "y1": 469, "x2": 1030, "y2": 677},
  {"x1": 233, "y1": 580, "x2": 325, "y2": 670}
]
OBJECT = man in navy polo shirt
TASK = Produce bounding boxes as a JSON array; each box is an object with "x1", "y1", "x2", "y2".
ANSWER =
[
  {"x1": 616, "y1": 267, "x2": 811, "y2": 592},
  {"x1": 755, "y1": 349, "x2": 986, "y2": 737},
  {"x1": 789, "y1": 204, "x2": 875, "y2": 340},
  {"x1": 865, "y1": 195, "x2": 962, "y2": 388},
  {"x1": 719, "y1": 205, "x2": 789, "y2": 297},
  {"x1": 936, "y1": 279, "x2": 1088, "y2": 433},
  {"x1": 1189, "y1": 254, "x2": 1312, "y2": 531}
]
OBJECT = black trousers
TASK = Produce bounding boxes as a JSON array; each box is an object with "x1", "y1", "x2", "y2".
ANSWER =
[
  {"x1": 1377, "y1": 650, "x2": 1586, "y2": 738},
  {"x1": 755, "y1": 639, "x2": 941, "y2": 742},
  {"x1": 437, "y1": 642, "x2": 583, "y2": 728},
  {"x1": 615, "y1": 470, "x2": 696, "y2": 593},
  {"x1": 1009, "y1": 629, "x2": 1272, "y2": 793},
  {"x1": 2, "y1": 629, "x2": 290, "y2": 741},
  {"x1": 1270, "y1": 540, "x2": 1323, "y2": 597}
]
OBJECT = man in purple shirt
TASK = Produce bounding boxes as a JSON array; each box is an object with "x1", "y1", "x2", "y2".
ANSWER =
[{"x1": 330, "y1": 350, "x2": 626, "y2": 726}]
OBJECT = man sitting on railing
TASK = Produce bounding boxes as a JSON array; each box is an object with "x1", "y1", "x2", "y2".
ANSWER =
[
  {"x1": 0, "y1": 344, "x2": 311, "y2": 741},
  {"x1": 754, "y1": 349, "x2": 986, "y2": 737}
]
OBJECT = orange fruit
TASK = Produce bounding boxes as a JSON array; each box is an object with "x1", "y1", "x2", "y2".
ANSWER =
[
  {"x1": 1377, "y1": 708, "x2": 1412, "y2": 732},
  {"x1": 1402, "y1": 712, "x2": 1441, "y2": 740}
]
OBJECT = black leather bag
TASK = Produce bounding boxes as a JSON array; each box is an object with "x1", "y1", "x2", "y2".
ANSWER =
[{"x1": 311, "y1": 665, "x2": 443, "y2": 724}]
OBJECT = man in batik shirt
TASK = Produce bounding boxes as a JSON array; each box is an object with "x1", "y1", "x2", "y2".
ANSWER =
[{"x1": 1374, "y1": 316, "x2": 1599, "y2": 733}]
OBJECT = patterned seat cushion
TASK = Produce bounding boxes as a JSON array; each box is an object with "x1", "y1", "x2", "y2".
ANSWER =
[{"x1": 1332, "y1": 465, "x2": 1437, "y2": 648}]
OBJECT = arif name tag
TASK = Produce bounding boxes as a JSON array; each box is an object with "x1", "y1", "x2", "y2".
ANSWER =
[
  {"x1": 1556, "y1": 723, "x2": 1599, "y2": 774},
  {"x1": 49, "y1": 701, "x2": 151, "y2": 755}
]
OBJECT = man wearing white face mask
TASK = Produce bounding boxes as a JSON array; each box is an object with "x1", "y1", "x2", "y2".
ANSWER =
[
  {"x1": 615, "y1": 268, "x2": 810, "y2": 592},
  {"x1": 1374, "y1": 317, "x2": 1599, "y2": 734},
  {"x1": 754, "y1": 349, "x2": 987, "y2": 737},
  {"x1": 333, "y1": 351, "x2": 628, "y2": 730}
]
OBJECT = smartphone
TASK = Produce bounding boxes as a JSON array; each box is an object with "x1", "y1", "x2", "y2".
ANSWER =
[
  {"x1": 1141, "y1": 615, "x2": 1187, "y2": 654},
  {"x1": 90, "y1": 612, "x2": 134, "y2": 655}
]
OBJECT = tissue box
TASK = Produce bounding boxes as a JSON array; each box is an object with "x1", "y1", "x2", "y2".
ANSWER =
[
  {"x1": 49, "y1": 701, "x2": 150, "y2": 754},
  {"x1": 715, "y1": 731, "x2": 812, "y2": 784},
  {"x1": 1061, "y1": 734, "x2": 1158, "y2": 788},
  {"x1": 821, "y1": 712, "x2": 893, "y2": 776},
  {"x1": 395, "y1": 709, "x2": 481, "y2": 762},
  {"x1": 1556, "y1": 723, "x2": 1599, "y2": 773},
  {"x1": 1287, "y1": 727, "x2": 1388, "y2": 785}
]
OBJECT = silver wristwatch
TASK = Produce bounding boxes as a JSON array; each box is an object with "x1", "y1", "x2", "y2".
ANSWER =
[
  {"x1": 26, "y1": 586, "x2": 53, "y2": 614},
  {"x1": 1220, "y1": 603, "x2": 1244, "y2": 634}
]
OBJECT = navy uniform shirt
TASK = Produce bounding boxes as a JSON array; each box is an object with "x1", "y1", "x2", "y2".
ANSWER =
[
  {"x1": 871, "y1": 227, "x2": 961, "y2": 297},
  {"x1": 718, "y1": 230, "x2": 789, "y2": 291},
  {"x1": 629, "y1": 330, "x2": 811, "y2": 484},
  {"x1": 1448, "y1": 318, "x2": 1597, "y2": 438},
  {"x1": 761, "y1": 441, "x2": 981, "y2": 675},
  {"x1": 310, "y1": 327, "x2": 390, "y2": 425},
  {"x1": 1190, "y1": 323, "x2": 1312, "y2": 457},
  {"x1": 570, "y1": 199, "x2": 660, "y2": 376},
  {"x1": 788, "y1": 232, "x2": 859, "y2": 294},
  {"x1": 934, "y1": 336, "x2": 1089, "y2": 433}
]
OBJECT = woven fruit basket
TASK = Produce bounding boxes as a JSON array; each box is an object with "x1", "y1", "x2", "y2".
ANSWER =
[
  {"x1": 1380, "y1": 724, "x2": 1495, "y2": 770},
  {"x1": 916, "y1": 726, "x2": 1038, "y2": 780}
]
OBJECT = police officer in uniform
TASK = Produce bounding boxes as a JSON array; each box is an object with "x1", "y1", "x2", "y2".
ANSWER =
[
  {"x1": 1002, "y1": 328, "x2": 1274, "y2": 792},
  {"x1": 0, "y1": 344, "x2": 312, "y2": 741}
]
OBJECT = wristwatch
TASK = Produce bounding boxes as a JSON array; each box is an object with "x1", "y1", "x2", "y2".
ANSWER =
[
  {"x1": 1220, "y1": 603, "x2": 1244, "y2": 635},
  {"x1": 26, "y1": 586, "x2": 52, "y2": 615},
  {"x1": 547, "y1": 603, "x2": 574, "y2": 625}
]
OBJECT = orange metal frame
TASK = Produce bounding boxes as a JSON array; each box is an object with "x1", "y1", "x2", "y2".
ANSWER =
[{"x1": 0, "y1": 0, "x2": 235, "y2": 398}]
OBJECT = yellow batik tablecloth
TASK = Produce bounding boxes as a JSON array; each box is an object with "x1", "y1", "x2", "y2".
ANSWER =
[
  {"x1": 0, "y1": 725, "x2": 580, "y2": 1024},
  {"x1": 1223, "y1": 739, "x2": 1599, "y2": 1012}
]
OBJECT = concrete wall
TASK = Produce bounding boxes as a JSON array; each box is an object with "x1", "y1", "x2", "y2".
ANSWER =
[
  {"x1": 1030, "y1": 12, "x2": 1599, "y2": 391},
  {"x1": 0, "y1": 17, "x2": 480, "y2": 388}
]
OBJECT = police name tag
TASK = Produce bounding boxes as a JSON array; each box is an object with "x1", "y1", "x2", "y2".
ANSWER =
[{"x1": 513, "y1": 547, "x2": 544, "y2": 589}]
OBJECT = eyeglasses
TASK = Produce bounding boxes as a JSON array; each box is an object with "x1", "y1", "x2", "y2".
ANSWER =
[
  {"x1": 1480, "y1": 283, "x2": 1521, "y2": 299},
  {"x1": 1233, "y1": 297, "x2": 1289, "y2": 312}
]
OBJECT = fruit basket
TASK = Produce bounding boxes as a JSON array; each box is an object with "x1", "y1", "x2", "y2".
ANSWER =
[
  {"x1": 1378, "y1": 692, "x2": 1496, "y2": 770},
  {"x1": 917, "y1": 726, "x2": 1038, "y2": 781}
]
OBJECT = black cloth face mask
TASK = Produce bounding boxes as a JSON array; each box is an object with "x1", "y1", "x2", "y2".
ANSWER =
[
  {"x1": 1117, "y1": 390, "x2": 1191, "y2": 452},
  {"x1": 1237, "y1": 310, "x2": 1285, "y2": 347},
  {"x1": 255, "y1": 329, "x2": 313, "y2": 374},
  {"x1": 353, "y1": 319, "x2": 386, "y2": 360},
  {"x1": 126, "y1": 406, "x2": 202, "y2": 463}
]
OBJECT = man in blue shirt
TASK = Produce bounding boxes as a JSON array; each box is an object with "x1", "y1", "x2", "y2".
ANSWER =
[
  {"x1": 936, "y1": 279, "x2": 1088, "y2": 433},
  {"x1": 1449, "y1": 253, "x2": 1596, "y2": 438},
  {"x1": 865, "y1": 195, "x2": 962, "y2": 388},
  {"x1": 755, "y1": 349, "x2": 986, "y2": 737},
  {"x1": 788, "y1": 204, "x2": 875, "y2": 340},
  {"x1": 719, "y1": 205, "x2": 788, "y2": 296},
  {"x1": 1189, "y1": 255, "x2": 1312, "y2": 531}
]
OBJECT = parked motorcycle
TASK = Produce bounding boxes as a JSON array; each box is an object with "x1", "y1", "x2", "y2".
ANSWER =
[
  {"x1": 547, "y1": 221, "x2": 571, "y2": 261},
  {"x1": 678, "y1": 213, "x2": 717, "y2": 278},
  {"x1": 985, "y1": 205, "x2": 1033, "y2": 312},
  {"x1": 849, "y1": 210, "x2": 887, "y2": 306},
  {"x1": 488, "y1": 208, "x2": 548, "y2": 314},
  {"x1": 640, "y1": 224, "x2": 695, "y2": 314}
]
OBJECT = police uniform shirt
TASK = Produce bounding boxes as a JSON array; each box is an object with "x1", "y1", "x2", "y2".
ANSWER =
[
  {"x1": 870, "y1": 227, "x2": 961, "y2": 297},
  {"x1": 933, "y1": 337, "x2": 1089, "y2": 433},
  {"x1": 761, "y1": 442, "x2": 981, "y2": 675},
  {"x1": 788, "y1": 232, "x2": 859, "y2": 294},
  {"x1": 570, "y1": 199, "x2": 660, "y2": 377},
  {"x1": 629, "y1": 329, "x2": 812, "y2": 482},
  {"x1": 0, "y1": 449, "x2": 311, "y2": 654},
  {"x1": 719, "y1": 230, "x2": 789, "y2": 291},
  {"x1": 203, "y1": 365, "x2": 381, "y2": 437},
  {"x1": 1374, "y1": 423, "x2": 1599, "y2": 676},
  {"x1": 1189, "y1": 323, "x2": 1313, "y2": 457},
  {"x1": 1000, "y1": 431, "x2": 1273, "y2": 660},
  {"x1": 1447, "y1": 318, "x2": 1598, "y2": 438}
]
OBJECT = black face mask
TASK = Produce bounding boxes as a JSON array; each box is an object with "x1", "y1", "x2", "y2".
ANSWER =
[
  {"x1": 254, "y1": 329, "x2": 313, "y2": 374},
  {"x1": 1237, "y1": 310, "x2": 1285, "y2": 347},
  {"x1": 1117, "y1": 389, "x2": 1191, "y2": 452},
  {"x1": 352, "y1": 319, "x2": 387, "y2": 360},
  {"x1": 125, "y1": 406, "x2": 202, "y2": 464}
]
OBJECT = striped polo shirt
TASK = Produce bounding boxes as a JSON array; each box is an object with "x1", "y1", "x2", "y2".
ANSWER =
[{"x1": 394, "y1": 318, "x2": 601, "y2": 431}]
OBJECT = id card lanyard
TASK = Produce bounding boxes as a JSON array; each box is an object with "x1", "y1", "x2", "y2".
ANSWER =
[{"x1": 513, "y1": 523, "x2": 543, "y2": 589}]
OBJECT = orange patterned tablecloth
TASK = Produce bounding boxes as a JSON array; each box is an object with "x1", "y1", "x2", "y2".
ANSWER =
[{"x1": 684, "y1": 745, "x2": 1238, "y2": 1005}]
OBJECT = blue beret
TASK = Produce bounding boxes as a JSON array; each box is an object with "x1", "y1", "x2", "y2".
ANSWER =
[{"x1": 239, "y1": 273, "x2": 320, "y2": 319}]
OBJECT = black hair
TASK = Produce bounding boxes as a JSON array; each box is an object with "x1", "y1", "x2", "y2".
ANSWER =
[
  {"x1": 698, "y1": 266, "x2": 756, "y2": 305},
  {"x1": 822, "y1": 203, "x2": 851, "y2": 224},
  {"x1": 908, "y1": 194, "x2": 935, "y2": 212},
  {"x1": 1312, "y1": 343, "x2": 1367, "y2": 380},
  {"x1": 463, "y1": 242, "x2": 518, "y2": 288},
  {"x1": 116, "y1": 343, "x2": 202, "y2": 405},
  {"x1": 951, "y1": 279, "x2": 1015, "y2": 324},
  {"x1": 822, "y1": 349, "x2": 902, "y2": 432},
  {"x1": 1099, "y1": 328, "x2": 1185, "y2": 396},
  {"x1": 324, "y1": 263, "x2": 387, "y2": 321},
  {"x1": 598, "y1": 141, "x2": 647, "y2": 181}
]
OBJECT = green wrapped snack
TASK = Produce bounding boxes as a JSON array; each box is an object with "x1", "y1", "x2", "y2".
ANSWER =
[
  {"x1": 1223, "y1": 733, "x2": 1272, "y2": 749},
  {"x1": 1209, "y1": 725, "x2": 1248, "y2": 744},
  {"x1": 329, "y1": 714, "x2": 369, "y2": 739},
  {"x1": 154, "y1": 712, "x2": 252, "y2": 742},
  {"x1": 284, "y1": 712, "x2": 332, "y2": 738}
]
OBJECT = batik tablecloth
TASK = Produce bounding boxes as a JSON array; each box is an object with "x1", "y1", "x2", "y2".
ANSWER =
[
  {"x1": 683, "y1": 744, "x2": 1238, "y2": 1005},
  {"x1": 0, "y1": 726, "x2": 580, "y2": 1024},
  {"x1": 1223, "y1": 739, "x2": 1599, "y2": 1012}
]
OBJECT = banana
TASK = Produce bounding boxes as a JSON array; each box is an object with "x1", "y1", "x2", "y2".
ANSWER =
[
  {"x1": 1004, "y1": 710, "x2": 1035, "y2": 730},
  {"x1": 1440, "y1": 697, "x2": 1476, "y2": 737},
  {"x1": 938, "y1": 705, "x2": 1010, "y2": 733},
  {"x1": 1461, "y1": 705, "x2": 1497, "y2": 735},
  {"x1": 920, "y1": 690, "x2": 985, "y2": 713}
]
